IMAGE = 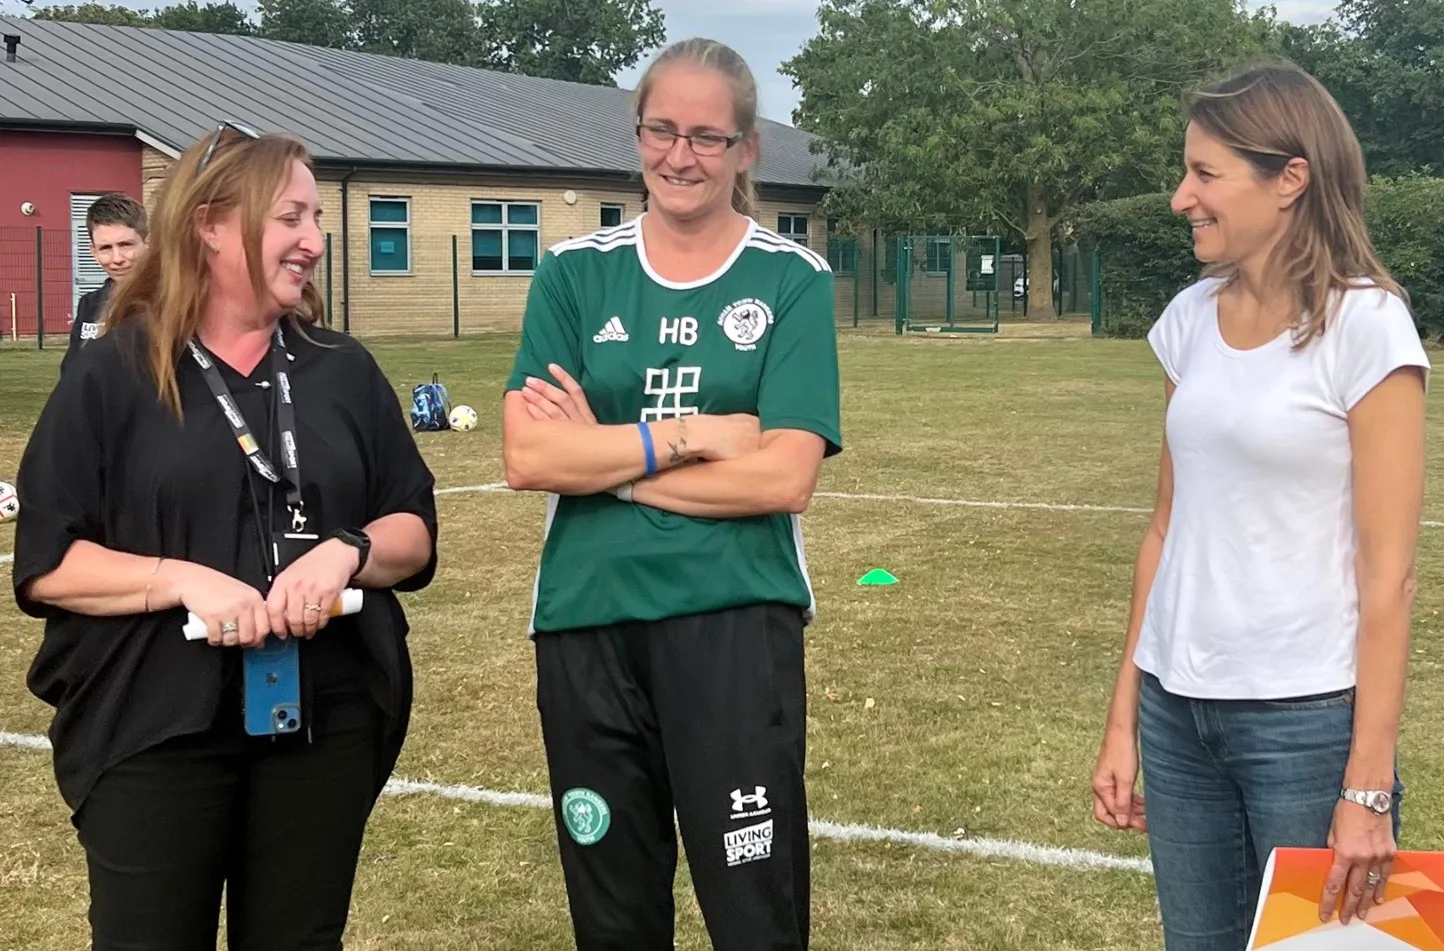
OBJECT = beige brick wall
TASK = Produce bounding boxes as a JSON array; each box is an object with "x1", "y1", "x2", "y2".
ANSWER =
[
  {"x1": 754, "y1": 199, "x2": 868, "y2": 326},
  {"x1": 141, "y1": 146, "x2": 174, "y2": 211},
  {"x1": 122, "y1": 153, "x2": 846, "y2": 333},
  {"x1": 330, "y1": 180, "x2": 647, "y2": 336},
  {"x1": 330, "y1": 182, "x2": 837, "y2": 335}
]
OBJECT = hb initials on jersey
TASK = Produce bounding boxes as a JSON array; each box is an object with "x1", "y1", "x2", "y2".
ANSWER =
[{"x1": 659, "y1": 316, "x2": 698, "y2": 346}]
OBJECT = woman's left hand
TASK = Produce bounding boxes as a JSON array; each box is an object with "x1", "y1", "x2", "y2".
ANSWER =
[
  {"x1": 521, "y1": 364, "x2": 596, "y2": 424},
  {"x1": 1319, "y1": 799, "x2": 1396, "y2": 924},
  {"x1": 265, "y1": 539, "x2": 360, "y2": 640}
]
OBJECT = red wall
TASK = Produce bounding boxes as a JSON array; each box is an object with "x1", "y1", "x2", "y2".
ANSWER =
[{"x1": 0, "y1": 131, "x2": 142, "y2": 340}]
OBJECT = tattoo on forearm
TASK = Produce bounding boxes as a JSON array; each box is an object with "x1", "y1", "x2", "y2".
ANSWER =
[{"x1": 668, "y1": 417, "x2": 688, "y2": 464}]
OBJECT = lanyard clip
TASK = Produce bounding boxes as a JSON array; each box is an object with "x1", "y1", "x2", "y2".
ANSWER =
[{"x1": 289, "y1": 504, "x2": 308, "y2": 534}]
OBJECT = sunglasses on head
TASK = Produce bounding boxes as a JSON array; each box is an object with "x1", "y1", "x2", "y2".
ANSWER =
[{"x1": 197, "y1": 120, "x2": 262, "y2": 174}]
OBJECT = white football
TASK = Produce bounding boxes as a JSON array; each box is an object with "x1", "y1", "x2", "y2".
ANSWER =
[
  {"x1": 449, "y1": 405, "x2": 478, "y2": 432},
  {"x1": 0, "y1": 481, "x2": 17, "y2": 521}
]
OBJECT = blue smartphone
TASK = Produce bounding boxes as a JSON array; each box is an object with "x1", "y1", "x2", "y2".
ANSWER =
[
  {"x1": 243, "y1": 634, "x2": 302, "y2": 736},
  {"x1": 242, "y1": 529, "x2": 316, "y2": 737}
]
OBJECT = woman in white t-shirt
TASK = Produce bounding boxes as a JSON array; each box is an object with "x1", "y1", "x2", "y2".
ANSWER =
[{"x1": 1090, "y1": 63, "x2": 1430, "y2": 950}]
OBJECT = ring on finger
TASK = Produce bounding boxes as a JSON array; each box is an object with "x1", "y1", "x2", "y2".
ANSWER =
[
  {"x1": 304, "y1": 602, "x2": 322, "y2": 613},
  {"x1": 1367, "y1": 871, "x2": 1383, "y2": 886},
  {"x1": 221, "y1": 620, "x2": 239, "y2": 634}
]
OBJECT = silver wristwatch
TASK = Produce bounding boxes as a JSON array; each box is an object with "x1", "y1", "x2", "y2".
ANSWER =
[{"x1": 1340, "y1": 787, "x2": 1393, "y2": 815}]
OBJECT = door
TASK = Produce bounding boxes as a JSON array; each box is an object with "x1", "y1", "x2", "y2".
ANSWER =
[{"x1": 70, "y1": 194, "x2": 108, "y2": 316}]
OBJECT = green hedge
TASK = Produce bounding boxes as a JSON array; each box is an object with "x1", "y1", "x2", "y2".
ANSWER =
[
  {"x1": 1364, "y1": 174, "x2": 1444, "y2": 339},
  {"x1": 1072, "y1": 195, "x2": 1199, "y2": 339},
  {"x1": 1073, "y1": 175, "x2": 1444, "y2": 339}
]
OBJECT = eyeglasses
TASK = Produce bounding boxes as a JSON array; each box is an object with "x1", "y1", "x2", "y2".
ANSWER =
[
  {"x1": 636, "y1": 123, "x2": 744, "y2": 157},
  {"x1": 197, "y1": 120, "x2": 262, "y2": 174}
]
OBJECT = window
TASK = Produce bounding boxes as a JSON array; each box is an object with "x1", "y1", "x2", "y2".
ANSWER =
[
  {"x1": 369, "y1": 198, "x2": 411, "y2": 274},
  {"x1": 925, "y1": 238, "x2": 953, "y2": 275},
  {"x1": 826, "y1": 218, "x2": 857, "y2": 273},
  {"x1": 778, "y1": 214, "x2": 808, "y2": 246},
  {"x1": 601, "y1": 203, "x2": 625, "y2": 228},
  {"x1": 472, "y1": 200, "x2": 540, "y2": 273}
]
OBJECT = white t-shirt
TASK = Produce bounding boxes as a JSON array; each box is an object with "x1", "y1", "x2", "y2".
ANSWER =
[{"x1": 1134, "y1": 276, "x2": 1431, "y2": 700}]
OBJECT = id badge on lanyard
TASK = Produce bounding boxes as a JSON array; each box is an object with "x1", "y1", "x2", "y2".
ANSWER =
[{"x1": 188, "y1": 330, "x2": 310, "y2": 738}]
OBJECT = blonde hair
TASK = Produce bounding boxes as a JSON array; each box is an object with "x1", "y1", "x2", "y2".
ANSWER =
[
  {"x1": 1185, "y1": 61, "x2": 1406, "y2": 346},
  {"x1": 106, "y1": 129, "x2": 325, "y2": 416},
  {"x1": 633, "y1": 37, "x2": 760, "y2": 218}
]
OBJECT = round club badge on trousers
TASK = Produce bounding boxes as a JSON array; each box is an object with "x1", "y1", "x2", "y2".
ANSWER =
[{"x1": 561, "y1": 788, "x2": 611, "y2": 846}]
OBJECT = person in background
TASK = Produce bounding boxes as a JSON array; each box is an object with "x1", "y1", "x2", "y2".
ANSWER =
[
  {"x1": 1091, "y1": 62, "x2": 1429, "y2": 950},
  {"x1": 501, "y1": 37, "x2": 841, "y2": 951},
  {"x1": 12, "y1": 123, "x2": 437, "y2": 951},
  {"x1": 61, "y1": 191, "x2": 148, "y2": 377}
]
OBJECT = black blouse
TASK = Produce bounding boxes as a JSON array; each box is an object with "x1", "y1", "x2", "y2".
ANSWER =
[{"x1": 11, "y1": 320, "x2": 438, "y2": 813}]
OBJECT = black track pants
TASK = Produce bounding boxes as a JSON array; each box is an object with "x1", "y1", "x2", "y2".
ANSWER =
[
  {"x1": 74, "y1": 702, "x2": 383, "y2": 951},
  {"x1": 535, "y1": 602, "x2": 810, "y2": 951}
]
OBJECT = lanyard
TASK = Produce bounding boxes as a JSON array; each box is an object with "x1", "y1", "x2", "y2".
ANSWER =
[{"x1": 187, "y1": 329, "x2": 309, "y2": 538}]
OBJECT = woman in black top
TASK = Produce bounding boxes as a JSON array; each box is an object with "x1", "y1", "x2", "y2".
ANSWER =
[{"x1": 12, "y1": 125, "x2": 438, "y2": 950}]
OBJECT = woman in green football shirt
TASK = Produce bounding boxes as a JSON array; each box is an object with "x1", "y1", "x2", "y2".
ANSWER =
[{"x1": 501, "y1": 37, "x2": 842, "y2": 951}]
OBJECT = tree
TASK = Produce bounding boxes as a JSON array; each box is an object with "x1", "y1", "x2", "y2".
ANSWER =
[
  {"x1": 30, "y1": 3, "x2": 151, "y2": 26},
  {"x1": 477, "y1": 0, "x2": 665, "y2": 85},
  {"x1": 783, "y1": 0, "x2": 1272, "y2": 316},
  {"x1": 258, "y1": 0, "x2": 353, "y2": 49},
  {"x1": 30, "y1": 0, "x2": 254, "y2": 33},
  {"x1": 1271, "y1": 0, "x2": 1443, "y2": 177},
  {"x1": 348, "y1": 0, "x2": 485, "y2": 67},
  {"x1": 150, "y1": 1, "x2": 254, "y2": 34}
]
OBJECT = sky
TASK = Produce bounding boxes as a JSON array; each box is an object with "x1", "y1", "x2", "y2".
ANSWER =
[{"x1": 1, "y1": 0, "x2": 1342, "y2": 126}]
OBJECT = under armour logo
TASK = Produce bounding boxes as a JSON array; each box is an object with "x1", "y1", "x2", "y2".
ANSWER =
[{"x1": 730, "y1": 786, "x2": 768, "y2": 815}]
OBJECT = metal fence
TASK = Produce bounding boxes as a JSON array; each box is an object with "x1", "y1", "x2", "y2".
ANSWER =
[
  {"x1": 3, "y1": 226, "x2": 1111, "y2": 348},
  {"x1": 1, "y1": 226, "x2": 76, "y2": 348}
]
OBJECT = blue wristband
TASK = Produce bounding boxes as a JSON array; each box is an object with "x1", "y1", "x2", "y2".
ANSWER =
[{"x1": 638, "y1": 421, "x2": 657, "y2": 476}]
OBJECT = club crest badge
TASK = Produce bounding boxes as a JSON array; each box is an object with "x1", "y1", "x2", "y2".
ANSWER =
[{"x1": 718, "y1": 299, "x2": 774, "y2": 352}]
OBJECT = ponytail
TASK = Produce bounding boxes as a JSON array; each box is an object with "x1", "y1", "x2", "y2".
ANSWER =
[{"x1": 733, "y1": 168, "x2": 757, "y2": 217}]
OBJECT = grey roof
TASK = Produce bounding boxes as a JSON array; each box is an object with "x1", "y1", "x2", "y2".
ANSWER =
[{"x1": 0, "y1": 16, "x2": 827, "y2": 188}]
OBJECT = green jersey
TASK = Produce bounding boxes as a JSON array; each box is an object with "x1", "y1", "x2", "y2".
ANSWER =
[{"x1": 505, "y1": 215, "x2": 843, "y2": 634}]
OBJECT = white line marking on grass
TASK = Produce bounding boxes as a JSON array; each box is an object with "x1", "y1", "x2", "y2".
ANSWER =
[
  {"x1": 0, "y1": 730, "x2": 1150, "y2": 875},
  {"x1": 0, "y1": 730, "x2": 52, "y2": 750},
  {"x1": 812, "y1": 491, "x2": 1152, "y2": 515},
  {"x1": 438, "y1": 483, "x2": 1444, "y2": 530},
  {"x1": 436, "y1": 482, "x2": 509, "y2": 496},
  {"x1": 807, "y1": 818, "x2": 1152, "y2": 874}
]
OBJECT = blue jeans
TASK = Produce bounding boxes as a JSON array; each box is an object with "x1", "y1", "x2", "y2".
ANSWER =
[{"x1": 1138, "y1": 672, "x2": 1403, "y2": 951}]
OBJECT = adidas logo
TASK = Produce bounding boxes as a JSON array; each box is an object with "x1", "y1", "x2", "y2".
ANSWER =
[{"x1": 593, "y1": 316, "x2": 629, "y2": 343}]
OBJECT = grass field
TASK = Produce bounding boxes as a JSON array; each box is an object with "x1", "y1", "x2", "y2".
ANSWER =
[{"x1": 4, "y1": 326, "x2": 1444, "y2": 950}]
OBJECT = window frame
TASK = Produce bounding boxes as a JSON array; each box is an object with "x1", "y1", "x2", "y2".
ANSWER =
[
  {"x1": 600, "y1": 202, "x2": 626, "y2": 228},
  {"x1": 777, "y1": 213, "x2": 809, "y2": 247},
  {"x1": 826, "y1": 217, "x2": 857, "y2": 274},
  {"x1": 925, "y1": 237, "x2": 953, "y2": 276},
  {"x1": 470, "y1": 199, "x2": 542, "y2": 276},
  {"x1": 368, "y1": 196, "x2": 412, "y2": 277}
]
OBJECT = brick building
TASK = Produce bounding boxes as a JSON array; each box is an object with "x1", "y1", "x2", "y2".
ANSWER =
[{"x1": 0, "y1": 17, "x2": 855, "y2": 338}]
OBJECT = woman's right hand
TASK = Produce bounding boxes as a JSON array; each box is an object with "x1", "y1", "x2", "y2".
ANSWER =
[
  {"x1": 165, "y1": 561, "x2": 272, "y2": 648},
  {"x1": 691, "y1": 413, "x2": 762, "y2": 461},
  {"x1": 1092, "y1": 726, "x2": 1147, "y2": 832}
]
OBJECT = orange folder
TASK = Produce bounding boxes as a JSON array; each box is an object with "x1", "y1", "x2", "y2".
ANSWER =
[{"x1": 1248, "y1": 848, "x2": 1444, "y2": 949}]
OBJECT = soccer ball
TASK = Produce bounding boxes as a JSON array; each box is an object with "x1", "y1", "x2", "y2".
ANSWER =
[
  {"x1": 448, "y1": 405, "x2": 478, "y2": 432},
  {"x1": 0, "y1": 481, "x2": 18, "y2": 522}
]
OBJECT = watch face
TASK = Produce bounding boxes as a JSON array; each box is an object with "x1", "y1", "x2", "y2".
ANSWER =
[{"x1": 1371, "y1": 791, "x2": 1392, "y2": 813}]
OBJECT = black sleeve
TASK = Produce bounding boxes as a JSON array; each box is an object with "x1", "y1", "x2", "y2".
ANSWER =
[
  {"x1": 363, "y1": 351, "x2": 439, "y2": 593},
  {"x1": 58, "y1": 293, "x2": 90, "y2": 378},
  {"x1": 12, "y1": 358, "x2": 108, "y2": 618}
]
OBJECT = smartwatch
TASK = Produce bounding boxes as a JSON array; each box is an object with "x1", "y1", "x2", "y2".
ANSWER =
[{"x1": 330, "y1": 527, "x2": 371, "y2": 577}]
